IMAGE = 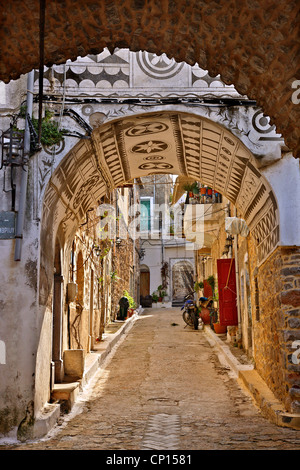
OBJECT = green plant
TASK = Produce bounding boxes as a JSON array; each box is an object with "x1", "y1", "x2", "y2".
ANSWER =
[
  {"x1": 123, "y1": 290, "x2": 137, "y2": 308},
  {"x1": 183, "y1": 183, "x2": 194, "y2": 192},
  {"x1": 194, "y1": 281, "x2": 204, "y2": 292},
  {"x1": 207, "y1": 275, "x2": 215, "y2": 294},
  {"x1": 152, "y1": 293, "x2": 159, "y2": 302},
  {"x1": 192, "y1": 182, "x2": 199, "y2": 194},
  {"x1": 32, "y1": 109, "x2": 65, "y2": 147}
]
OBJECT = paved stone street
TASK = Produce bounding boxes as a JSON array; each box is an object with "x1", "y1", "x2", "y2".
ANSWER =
[{"x1": 3, "y1": 308, "x2": 300, "y2": 451}]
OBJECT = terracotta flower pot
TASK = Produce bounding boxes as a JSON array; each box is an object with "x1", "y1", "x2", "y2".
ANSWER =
[
  {"x1": 213, "y1": 323, "x2": 227, "y2": 334},
  {"x1": 200, "y1": 307, "x2": 210, "y2": 324},
  {"x1": 127, "y1": 308, "x2": 135, "y2": 318}
]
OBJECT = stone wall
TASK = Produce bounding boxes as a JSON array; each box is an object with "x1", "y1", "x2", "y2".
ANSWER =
[
  {"x1": 253, "y1": 246, "x2": 300, "y2": 413},
  {"x1": 198, "y1": 203, "x2": 300, "y2": 413}
]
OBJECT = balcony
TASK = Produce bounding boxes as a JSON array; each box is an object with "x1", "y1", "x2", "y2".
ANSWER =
[{"x1": 172, "y1": 178, "x2": 226, "y2": 249}]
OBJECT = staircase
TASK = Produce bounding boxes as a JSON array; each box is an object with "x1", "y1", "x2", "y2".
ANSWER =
[{"x1": 172, "y1": 299, "x2": 184, "y2": 308}]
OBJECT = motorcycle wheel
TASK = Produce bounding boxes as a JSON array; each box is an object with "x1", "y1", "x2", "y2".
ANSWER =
[
  {"x1": 182, "y1": 310, "x2": 194, "y2": 327},
  {"x1": 191, "y1": 312, "x2": 198, "y2": 330}
]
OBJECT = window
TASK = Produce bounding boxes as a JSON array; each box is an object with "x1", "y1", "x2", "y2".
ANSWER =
[{"x1": 140, "y1": 198, "x2": 151, "y2": 232}]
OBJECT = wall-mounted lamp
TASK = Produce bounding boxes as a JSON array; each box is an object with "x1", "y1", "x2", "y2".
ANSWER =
[
  {"x1": 139, "y1": 247, "x2": 145, "y2": 260},
  {"x1": 0, "y1": 125, "x2": 26, "y2": 169},
  {"x1": 223, "y1": 235, "x2": 233, "y2": 256},
  {"x1": 225, "y1": 235, "x2": 233, "y2": 249}
]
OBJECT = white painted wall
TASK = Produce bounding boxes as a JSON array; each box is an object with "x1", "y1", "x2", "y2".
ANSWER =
[{"x1": 261, "y1": 153, "x2": 300, "y2": 246}]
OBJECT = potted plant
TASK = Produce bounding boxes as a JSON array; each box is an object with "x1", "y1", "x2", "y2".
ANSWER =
[
  {"x1": 123, "y1": 290, "x2": 137, "y2": 317},
  {"x1": 192, "y1": 182, "x2": 199, "y2": 195},
  {"x1": 161, "y1": 290, "x2": 167, "y2": 300},
  {"x1": 210, "y1": 306, "x2": 227, "y2": 334},
  {"x1": 183, "y1": 182, "x2": 197, "y2": 199},
  {"x1": 152, "y1": 293, "x2": 158, "y2": 303},
  {"x1": 157, "y1": 285, "x2": 163, "y2": 301},
  {"x1": 194, "y1": 281, "x2": 204, "y2": 293}
]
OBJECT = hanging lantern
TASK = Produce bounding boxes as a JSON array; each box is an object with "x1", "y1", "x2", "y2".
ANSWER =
[{"x1": 1, "y1": 125, "x2": 26, "y2": 168}]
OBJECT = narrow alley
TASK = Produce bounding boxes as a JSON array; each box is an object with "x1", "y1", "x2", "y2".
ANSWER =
[{"x1": 4, "y1": 308, "x2": 299, "y2": 452}]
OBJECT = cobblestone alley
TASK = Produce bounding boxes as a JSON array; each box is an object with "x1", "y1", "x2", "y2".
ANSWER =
[{"x1": 2, "y1": 308, "x2": 299, "y2": 451}]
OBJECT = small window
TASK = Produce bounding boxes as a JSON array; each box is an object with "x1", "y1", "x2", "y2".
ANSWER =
[{"x1": 140, "y1": 199, "x2": 151, "y2": 232}]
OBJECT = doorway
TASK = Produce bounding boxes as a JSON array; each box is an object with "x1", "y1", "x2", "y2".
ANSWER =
[
  {"x1": 172, "y1": 260, "x2": 194, "y2": 304},
  {"x1": 52, "y1": 237, "x2": 64, "y2": 383},
  {"x1": 140, "y1": 265, "x2": 150, "y2": 297}
]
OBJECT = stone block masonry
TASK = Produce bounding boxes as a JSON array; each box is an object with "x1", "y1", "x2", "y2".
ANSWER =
[{"x1": 254, "y1": 246, "x2": 300, "y2": 414}]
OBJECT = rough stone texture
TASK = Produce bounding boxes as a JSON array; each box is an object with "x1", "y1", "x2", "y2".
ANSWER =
[
  {"x1": 253, "y1": 246, "x2": 300, "y2": 413},
  {"x1": 0, "y1": 0, "x2": 299, "y2": 157},
  {"x1": 205, "y1": 215, "x2": 300, "y2": 415}
]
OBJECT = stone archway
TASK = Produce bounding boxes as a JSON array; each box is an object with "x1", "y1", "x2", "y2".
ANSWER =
[
  {"x1": 0, "y1": 0, "x2": 299, "y2": 157},
  {"x1": 37, "y1": 110, "x2": 300, "y2": 415}
]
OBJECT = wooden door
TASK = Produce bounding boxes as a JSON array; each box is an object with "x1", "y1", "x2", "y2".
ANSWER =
[
  {"x1": 140, "y1": 271, "x2": 150, "y2": 297},
  {"x1": 217, "y1": 258, "x2": 238, "y2": 326}
]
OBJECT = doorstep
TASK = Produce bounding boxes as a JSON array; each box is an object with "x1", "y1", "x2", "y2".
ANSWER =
[
  {"x1": 239, "y1": 369, "x2": 300, "y2": 431},
  {"x1": 51, "y1": 382, "x2": 80, "y2": 413},
  {"x1": 204, "y1": 326, "x2": 300, "y2": 430}
]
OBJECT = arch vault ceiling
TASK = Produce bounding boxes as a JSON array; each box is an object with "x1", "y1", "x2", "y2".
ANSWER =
[{"x1": 43, "y1": 112, "x2": 279, "y2": 265}]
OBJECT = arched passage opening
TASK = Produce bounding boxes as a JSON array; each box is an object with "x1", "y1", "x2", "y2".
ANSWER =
[{"x1": 35, "y1": 109, "x2": 300, "y2": 418}]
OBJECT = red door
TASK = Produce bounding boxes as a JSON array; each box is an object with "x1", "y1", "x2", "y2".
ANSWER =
[{"x1": 217, "y1": 259, "x2": 238, "y2": 326}]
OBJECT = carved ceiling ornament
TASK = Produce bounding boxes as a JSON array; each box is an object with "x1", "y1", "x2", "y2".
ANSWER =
[{"x1": 41, "y1": 111, "x2": 279, "y2": 265}]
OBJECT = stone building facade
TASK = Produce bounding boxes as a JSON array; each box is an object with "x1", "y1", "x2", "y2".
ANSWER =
[{"x1": 195, "y1": 201, "x2": 300, "y2": 414}]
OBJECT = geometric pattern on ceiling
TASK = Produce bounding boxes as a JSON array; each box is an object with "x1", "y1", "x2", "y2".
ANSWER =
[
  {"x1": 43, "y1": 111, "x2": 279, "y2": 264},
  {"x1": 95, "y1": 111, "x2": 279, "y2": 263}
]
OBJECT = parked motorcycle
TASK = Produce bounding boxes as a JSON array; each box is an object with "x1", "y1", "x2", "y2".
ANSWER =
[{"x1": 181, "y1": 294, "x2": 202, "y2": 330}]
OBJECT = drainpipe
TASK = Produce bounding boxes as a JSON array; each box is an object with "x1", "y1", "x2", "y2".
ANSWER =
[
  {"x1": 14, "y1": 70, "x2": 34, "y2": 261},
  {"x1": 234, "y1": 207, "x2": 242, "y2": 341}
]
